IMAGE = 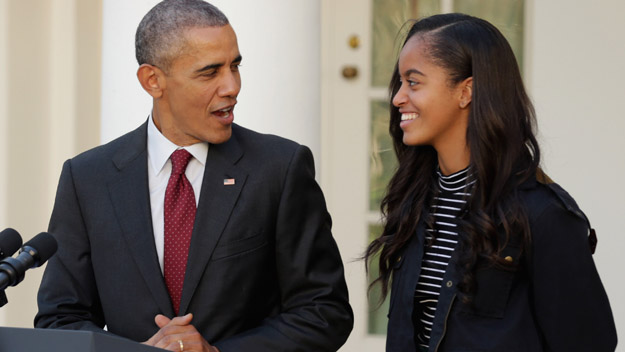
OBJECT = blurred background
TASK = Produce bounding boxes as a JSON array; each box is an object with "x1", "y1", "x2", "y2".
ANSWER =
[{"x1": 1, "y1": 0, "x2": 623, "y2": 350}]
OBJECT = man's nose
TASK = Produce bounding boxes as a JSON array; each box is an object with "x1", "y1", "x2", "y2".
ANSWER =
[{"x1": 219, "y1": 70, "x2": 241, "y2": 97}]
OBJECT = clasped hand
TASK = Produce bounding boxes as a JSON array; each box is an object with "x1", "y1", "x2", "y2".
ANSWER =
[{"x1": 143, "y1": 313, "x2": 219, "y2": 352}]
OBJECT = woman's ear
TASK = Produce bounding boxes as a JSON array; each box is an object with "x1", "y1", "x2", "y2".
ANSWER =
[
  {"x1": 459, "y1": 77, "x2": 473, "y2": 109},
  {"x1": 137, "y1": 64, "x2": 165, "y2": 99}
]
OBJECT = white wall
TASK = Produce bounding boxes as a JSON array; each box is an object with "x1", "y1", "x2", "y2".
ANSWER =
[
  {"x1": 526, "y1": 0, "x2": 625, "y2": 344},
  {"x1": 101, "y1": 0, "x2": 322, "y2": 166}
]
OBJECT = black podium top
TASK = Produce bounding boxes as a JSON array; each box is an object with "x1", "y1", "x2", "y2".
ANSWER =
[{"x1": 0, "y1": 327, "x2": 166, "y2": 352}]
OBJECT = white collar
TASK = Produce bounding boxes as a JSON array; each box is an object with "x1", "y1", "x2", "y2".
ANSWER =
[{"x1": 147, "y1": 113, "x2": 208, "y2": 176}]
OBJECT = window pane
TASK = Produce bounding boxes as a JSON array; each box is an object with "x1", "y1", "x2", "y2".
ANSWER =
[
  {"x1": 371, "y1": 0, "x2": 441, "y2": 87},
  {"x1": 369, "y1": 100, "x2": 397, "y2": 211},
  {"x1": 454, "y1": 0, "x2": 525, "y2": 70}
]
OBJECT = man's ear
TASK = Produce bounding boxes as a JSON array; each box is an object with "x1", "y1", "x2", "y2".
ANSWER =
[
  {"x1": 459, "y1": 77, "x2": 473, "y2": 109},
  {"x1": 137, "y1": 64, "x2": 165, "y2": 99}
]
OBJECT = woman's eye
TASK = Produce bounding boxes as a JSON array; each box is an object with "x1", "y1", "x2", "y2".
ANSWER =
[{"x1": 408, "y1": 80, "x2": 418, "y2": 87}]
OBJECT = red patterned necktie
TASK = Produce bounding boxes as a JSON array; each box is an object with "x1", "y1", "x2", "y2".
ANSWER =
[{"x1": 164, "y1": 149, "x2": 196, "y2": 315}]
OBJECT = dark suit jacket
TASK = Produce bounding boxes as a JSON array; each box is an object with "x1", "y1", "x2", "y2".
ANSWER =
[{"x1": 35, "y1": 122, "x2": 353, "y2": 351}]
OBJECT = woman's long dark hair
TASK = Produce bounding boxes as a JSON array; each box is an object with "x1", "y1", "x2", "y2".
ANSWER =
[{"x1": 365, "y1": 13, "x2": 540, "y2": 302}]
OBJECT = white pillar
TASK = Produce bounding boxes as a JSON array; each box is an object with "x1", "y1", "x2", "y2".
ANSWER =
[
  {"x1": 0, "y1": 0, "x2": 8, "y2": 223},
  {"x1": 0, "y1": 0, "x2": 81, "y2": 328},
  {"x1": 101, "y1": 0, "x2": 322, "y2": 171},
  {"x1": 48, "y1": 0, "x2": 77, "y2": 204},
  {"x1": 0, "y1": 0, "x2": 8, "y2": 327},
  {"x1": 212, "y1": 0, "x2": 321, "y2": 162},
  {"x1": 100, "y1": 0, "x2": 156, "y2": 144},
  {"x1": 526, "y1": 0, "x2": 625, "y2": 341}
]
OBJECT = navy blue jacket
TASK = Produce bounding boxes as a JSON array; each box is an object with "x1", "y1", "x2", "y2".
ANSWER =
[{"x1": 386, "y1": 178, "x2": 617, "y2": 351}]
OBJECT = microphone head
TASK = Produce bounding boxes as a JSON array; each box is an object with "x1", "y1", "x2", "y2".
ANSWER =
[
  {"x1": 0, "y1": 228, "x2": 23, "y2": 259},
  {"x1": 22, "y1": 232, "x2": 58, "y2": 267}
]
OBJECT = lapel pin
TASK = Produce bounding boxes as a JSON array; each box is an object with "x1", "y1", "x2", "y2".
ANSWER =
[{"x1": 223, "y1": 178, "x2": 235, "y2": 186}]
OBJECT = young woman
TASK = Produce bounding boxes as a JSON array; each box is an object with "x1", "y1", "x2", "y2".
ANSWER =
[{"x1": 366, "y1": 13, "x2": 617, "y2": 351}]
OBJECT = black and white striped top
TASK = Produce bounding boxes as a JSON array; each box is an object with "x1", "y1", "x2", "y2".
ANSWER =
[{"x1": 414, "y1": 167, "x2": 474, "y2": 349}]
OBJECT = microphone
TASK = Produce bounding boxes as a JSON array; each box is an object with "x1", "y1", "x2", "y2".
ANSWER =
[
  {"x1": 0, "y1": 228, "x2": 22, "y2": 260},
  {"x1": 0, "y1": 232, "x2": 58, "y2": 291}
]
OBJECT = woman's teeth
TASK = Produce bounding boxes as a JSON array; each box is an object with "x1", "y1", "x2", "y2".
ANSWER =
[{"x1": 401, "y1": 113, "x2": 419, "y2": 121}]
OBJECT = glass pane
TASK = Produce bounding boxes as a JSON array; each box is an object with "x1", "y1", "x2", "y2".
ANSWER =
[
  {"x1": 369, "y1": 100, "x2": 397, "y2": 211},
  {"x1": 371, "y1": 0, "x2": 441, "y2": 87},
  {"x1": 454, "y1": 0, "x2": 525, "y2": 71},
  {"x1": 367, "y1": 223, "x2": 389, "y2": 335}
]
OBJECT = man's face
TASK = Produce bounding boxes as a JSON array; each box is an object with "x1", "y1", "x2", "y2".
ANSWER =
[{"x1": 155, "y1": 25, "x2": 241, "y2": 146}]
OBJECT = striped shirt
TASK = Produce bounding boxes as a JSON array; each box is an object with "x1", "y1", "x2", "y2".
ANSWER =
[{"x1": 414, "y1": 167, "x2": 474, "y2": 349}]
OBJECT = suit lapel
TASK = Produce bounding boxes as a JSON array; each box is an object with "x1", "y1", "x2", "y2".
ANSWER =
[
  {"x1": 179, "y1": 129, "x2": 247, "y2": 314},
  {"x1": 107, "y1": 122, "x2": 175, "y2": 317}
]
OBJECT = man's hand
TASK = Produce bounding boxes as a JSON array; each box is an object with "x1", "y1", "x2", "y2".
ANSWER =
[{"x1": 143, "y1": 313, "x2": 219, "y2": 352}]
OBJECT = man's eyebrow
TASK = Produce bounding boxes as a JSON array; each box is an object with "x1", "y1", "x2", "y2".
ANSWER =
[
  {"x1": 403, "y1": 68, "x2": 426, "y2": 77},
  {"x1": 195, "y1": 63, "x2": 222, "y2": 74},
  {"x1": 194, "y1": 55, "x2": 243, "y2": 74}
]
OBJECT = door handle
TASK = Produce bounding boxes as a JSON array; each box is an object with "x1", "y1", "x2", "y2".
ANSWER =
[{"x1": 342, "y1": 66, "x2": 359, "y2": 79}]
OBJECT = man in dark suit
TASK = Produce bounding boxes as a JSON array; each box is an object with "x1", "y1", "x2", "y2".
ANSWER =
[{"x1": 35, "y1": 1, "x2": 353, "y2": 351}]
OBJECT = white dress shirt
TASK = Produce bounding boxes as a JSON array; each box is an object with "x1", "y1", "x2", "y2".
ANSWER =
[{"x1": 147, "y1": 114, "x2": 208, "y2": 273}]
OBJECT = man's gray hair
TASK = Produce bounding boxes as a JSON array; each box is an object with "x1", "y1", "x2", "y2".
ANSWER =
[{"x1": 135, "y1": 0, "x2": 229, "y2": 70}]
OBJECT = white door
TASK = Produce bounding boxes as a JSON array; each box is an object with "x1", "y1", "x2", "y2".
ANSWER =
[{"x1": 320, "y1": 1, "x2": 525, "y2": 351}]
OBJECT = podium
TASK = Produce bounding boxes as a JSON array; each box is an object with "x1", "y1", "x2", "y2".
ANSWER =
[{"x1": 0, "y1": 327, "x2": 166, "y2": 351}]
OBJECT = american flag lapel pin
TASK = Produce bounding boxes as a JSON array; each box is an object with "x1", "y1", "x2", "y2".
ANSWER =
[{"x1": 223, "y1": 178, "x2": 235, "y2": 186}]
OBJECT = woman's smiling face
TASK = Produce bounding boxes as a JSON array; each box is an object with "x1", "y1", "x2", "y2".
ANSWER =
[{"x1": 392, "y1": 35, "x2": 470, "y2": 152}]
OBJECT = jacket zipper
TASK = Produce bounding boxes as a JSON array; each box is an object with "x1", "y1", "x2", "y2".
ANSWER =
[{"x1": 434, "y1": 293, "x2": 456, "y2": 352}]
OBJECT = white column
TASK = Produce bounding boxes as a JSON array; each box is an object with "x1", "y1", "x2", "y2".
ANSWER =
[
  {"x1": 0, "y1": 0, "x2": 8, "y2": 328},
  {"x1": 100, "y1": 0, "x2": 157, "y2": 144},
  {"x1": 101, "y1": 0, "x2": 322, "y2": 171},
  {"x1": 526, "y1": 0, "x2": 625, "y2": 341},
  {"x1": 212, "y1": 0, "x2": 321, "y2": 162},
  {"x1": 48, "y1": 0, "x2": 77, "y2": 203},
  {"x1": 0, "y1": 0, "x2": 82, "y2": 329},
  {"x1": 0, "y1": 1, "x2": 8, "y2": 214}
]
